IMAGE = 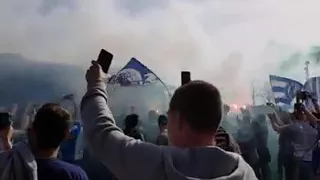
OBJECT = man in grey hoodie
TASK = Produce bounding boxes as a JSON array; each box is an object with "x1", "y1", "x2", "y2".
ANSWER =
[{"x1": 81, "y1": 61, "x2": 257, "y2": 180}]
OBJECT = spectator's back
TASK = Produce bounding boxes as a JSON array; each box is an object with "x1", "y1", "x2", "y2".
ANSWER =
[
  {"x1": 123, "y1": 114, "x2": 145, "y2": 141},
  {"x1": 23, "y1": 104, "x2": 88, "y2": 180},
  {"x1": 81, "y1": 62, "x2": 257, "y2": 180},
  {"x1": 36, "y1": 158, "x2": 87, "y2": 180},
  {"x1": 81, "y1": 149, "x2": 115, "y2": 180}
]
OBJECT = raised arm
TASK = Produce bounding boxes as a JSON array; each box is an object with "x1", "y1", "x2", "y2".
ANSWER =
[
  {"x1": 21, "y1": 103, "x2": 35, "y2": 130},
  {"x1": 267, "y1": 114, "x2": 290, "y2": 133},
  {"x1": 80, "y1": 61, "x2": 164, "y2": 180},
  {"x1": 9, "y1": 104, "x2": 18, "y2": 118},
  {"x1": 273, "y1": 109, "x2": 286, "y2": 126},
  {"x1": 302, "y1": 104, "x2": 319, "y2": 127}
]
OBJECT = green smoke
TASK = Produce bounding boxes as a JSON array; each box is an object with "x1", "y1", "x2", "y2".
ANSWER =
[{"x1": 279, "y1": 52, "x2": 302, "y2": 72}]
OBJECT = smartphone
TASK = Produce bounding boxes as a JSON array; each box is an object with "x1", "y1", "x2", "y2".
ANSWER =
[
  {"x1": 181, "y1": 71, "x2": 191, "y2": 85},
  {"x1": 97, "y1": 49, "x2": 113, "y2": 73},
  {"x1": 0, "y1": 112, "x2": 11, "y2": 130}
]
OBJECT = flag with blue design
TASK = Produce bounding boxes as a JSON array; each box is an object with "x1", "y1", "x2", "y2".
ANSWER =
[
  {"x1": 108, "y1": 58, "x2": 161, "y2": 86},
  {"x1": 269, "y1": 75, "x2": 303, "y2": 106},
  {"x1": 304, "y1": 77, "x2": 320, "y2": 109}
]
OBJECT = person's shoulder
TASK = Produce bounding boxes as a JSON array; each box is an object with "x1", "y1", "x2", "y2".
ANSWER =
[
  {"x1": 156, "y1": 134, "x2": 169, "y2": 145},
  {"x1": 226, "y1": 152, "x2": 257, "y2": 179},
  {"x1": 38, "y1": 159, "x2": 88, "y2": 180},
  {"x1": 0, "y1": 150, "x2": 10, "y2": 165},
  {"x1": 57, "y1": 160, "x2": 87, "y2": 179}
]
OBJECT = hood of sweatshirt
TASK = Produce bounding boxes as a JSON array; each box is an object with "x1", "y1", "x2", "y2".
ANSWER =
[{"x1": 163, "y1": 146, "x2": 257, "y2": 180}]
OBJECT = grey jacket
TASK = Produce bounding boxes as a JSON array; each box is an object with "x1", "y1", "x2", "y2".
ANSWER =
[
  {"x1": 81, "y1": 80, "x2": 257, "y2": 180},
  {"x1": 0, "y1": 141, "x2": 37, "y2": 180}
]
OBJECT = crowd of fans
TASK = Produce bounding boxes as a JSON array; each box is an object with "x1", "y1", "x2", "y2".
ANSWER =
[{"x1": 1, "y1": 61, "x2": 320, "y2": 180}]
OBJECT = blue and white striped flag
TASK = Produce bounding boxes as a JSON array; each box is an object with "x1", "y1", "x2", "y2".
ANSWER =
[{"x1": 269, "y1": 75, "x2": 303, "y2": 106}]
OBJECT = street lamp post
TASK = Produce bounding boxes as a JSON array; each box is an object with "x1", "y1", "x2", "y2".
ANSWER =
[{"x1": 305, "y1": 61, "x2": 310, "y2": 81}]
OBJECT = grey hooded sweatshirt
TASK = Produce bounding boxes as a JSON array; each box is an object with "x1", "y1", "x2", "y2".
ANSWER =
[
  {"x1": 0, "y1": 141, "x2": 37, "y2": 180},
  {"x1": 80, "y1": 81, "x2": 257, "y2": 180}
]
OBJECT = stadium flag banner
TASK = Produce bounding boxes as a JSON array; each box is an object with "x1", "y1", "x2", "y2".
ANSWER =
[
  {"x1": 269, "y1": 75, "x2": 303, "y2": 106},
  {"x1": 108, "y1": 57, "x2": 172, "y2": 97}
]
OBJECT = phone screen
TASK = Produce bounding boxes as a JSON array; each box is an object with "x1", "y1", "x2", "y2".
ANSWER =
[
  {"x1": 0, "y1": 112, "x2": 11, "y2": 130},
  {"x1": 181, "y1": 71, "x2": 191, "y2": 85},
  {"x1": 97, "y1": 49, "x2": 113, "y2": 73}
]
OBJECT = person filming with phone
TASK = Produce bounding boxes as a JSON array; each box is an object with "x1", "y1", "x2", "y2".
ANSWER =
[{"x1": 268, "y1": 91, "x2": 319, "y2": 180}]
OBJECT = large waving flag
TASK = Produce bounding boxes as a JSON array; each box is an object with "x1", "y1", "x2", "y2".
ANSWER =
[
  {"x1": 269, "y1": 75, "x2": 303, "y2": 105},
  {"x1": 109, "y1": 58, "x2": 161, "y2": 86},
  {"x1": 108, "y1": 58, "x2": 171, "y2": 97}
]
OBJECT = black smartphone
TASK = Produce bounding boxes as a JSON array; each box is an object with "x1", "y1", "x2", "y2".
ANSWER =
[
  {"x1": 181, "y1": 71, "x2": 191, "y2": 85},
  {"x1": 97, "y1": 49, "x2": 113, "y2": 73},
  {"x1": 0, "y1": 112, "x2": 11, "y2": 130}
]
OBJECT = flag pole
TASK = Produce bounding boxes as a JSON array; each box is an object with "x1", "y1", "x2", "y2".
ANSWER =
[
  {"x1": 305, "y1": 61, "x2": 310, "y2": 81},
  {"x1": 133, "y1": 58, "x2": 172, "y2": 98},
  {"x1": 251, "y1": 81, "x2": 256, "y2": 106}
]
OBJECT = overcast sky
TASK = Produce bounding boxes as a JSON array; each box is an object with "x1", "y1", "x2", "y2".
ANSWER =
[{"x1": 1, "y1": 0, "x2": 320, "y2": 104}]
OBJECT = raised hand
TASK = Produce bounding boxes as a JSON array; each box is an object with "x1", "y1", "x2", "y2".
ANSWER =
[
  {"x1": 9, "y1": 104, "x2": 18, "y2": 117},
  {"x1": 85, "y1": 60, "x2": 105, "y2": 87},
  {"x1": 267, "y1": 113, "x2": 276, "y2": 121}
]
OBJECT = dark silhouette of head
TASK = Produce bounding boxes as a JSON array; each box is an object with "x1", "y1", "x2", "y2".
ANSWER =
[
  {"x1": 29, "y1": 103, "x2": 72, "y2": 151},
  {"x1": 167, "y1": 80, "x2": 222, "y2": 147},
  {"x1": 223, "y1": 104, "x2": 230, "y2": 116},
  {"x1": 158, "y1": 115, "x2": 168, "y2": 131},
  {"x1": 124, "y1": 114, "x2": 139, "y2": 130},
  {"x1": 123, "y1": 114, "x2": 144, "y2": 140}
]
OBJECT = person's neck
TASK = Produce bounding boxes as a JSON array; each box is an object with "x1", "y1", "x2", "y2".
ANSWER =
[
  {"x1": 181, "y1": 133, "x2": 215, "y2": 148},
  {"x1": 33, "y1": 148, "x2": 59, "y2": 159}
]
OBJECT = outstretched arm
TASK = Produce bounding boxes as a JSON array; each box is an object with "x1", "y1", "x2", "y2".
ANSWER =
[
  {"x1": 81, "y1": 61, "x2": 164, "y2": 180},
  {"x1": 302, "y1": 105, "x2": 319, "y2": 127},
  {"x1": 9, "y1": 104, "x2": 18, "y2": 118},
  {"x1": 273, "y1": 110, "x2": 285, "y2": 126},
  {"x1": 267, "y1": 114, "x2": 290, "y2": 133}
]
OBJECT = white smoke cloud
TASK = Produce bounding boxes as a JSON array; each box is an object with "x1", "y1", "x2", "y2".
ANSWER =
[{"x1": 2, "y1": 0, "x2": 320, "y2": 104}]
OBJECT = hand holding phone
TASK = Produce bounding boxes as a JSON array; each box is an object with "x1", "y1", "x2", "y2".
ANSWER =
[
  {"x1": 97, "y1": 49, "x2": 113, "y2": 73},
  {"x1": 181, "y1": 71, "x2": 191, "y2": 85}
]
